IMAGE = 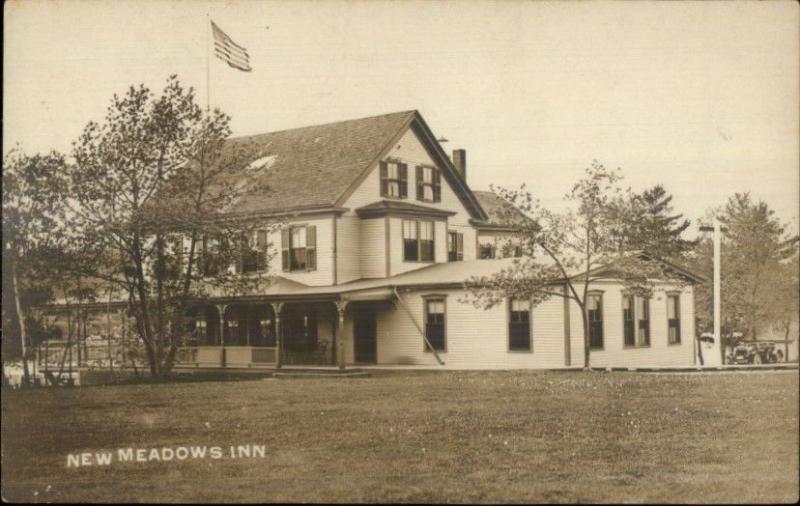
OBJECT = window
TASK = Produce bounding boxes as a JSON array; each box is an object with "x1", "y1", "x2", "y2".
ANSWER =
[
  {"x1": 499, "y1": 240, "x2": 523, "y2": 258},
  {"x1": 448, "y1": 231, "x2": 463, "y2": 262},
  {"x1": 201, "y1": 236, "x2": 230, "y2": 277},
  {"x1": 623, "y1": 294, "x2": 635, "y2": 347},
  {"x1": 667, "y1": 294, "x2": 681, "y2": 344},
  {"x1": 424, "y1": 298, "x2": 446, "y2": 352},
  {"x1": 508, "y1": 298, "x2": 531, "y2": 351},
  {"x1": 240, "y1": 230, "x2": 268, "y2": 273},
  {"x1": 416, "y1": 166, "x2": 441, "y2": 202},
  {"x1": 403, "y1": 220, "x2": 435, "y2": 262},
  {"x1": 478, "y1": 241, "x2": 496, "y2": 259},
  {"x1": 636, "y1": 297, "x2": 650, "y2": 346},
  {"x1": 623, "y1": 294, "x2": 651, "y2": 347},
  {"x1": 403, "y1": 220, "x2": 418, "y2": 261},
  {"x1": 587, "y1": 292, "x2": 603, "y2": 349},
  {"x1": 380, "y1": 161, "x2": 407, "y2": 198},
  {"x1": 281, "y1": 225, "x2": 316, "y2": 272}
]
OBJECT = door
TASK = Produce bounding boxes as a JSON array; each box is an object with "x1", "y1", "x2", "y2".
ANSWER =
[{"x1": 353, "y1": 310, "x2": 377, "y2": 364}]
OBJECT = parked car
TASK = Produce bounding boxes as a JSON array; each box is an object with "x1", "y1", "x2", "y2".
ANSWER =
[{"x1": 727, "y1": 342, "x2": 785, "y2": 364}]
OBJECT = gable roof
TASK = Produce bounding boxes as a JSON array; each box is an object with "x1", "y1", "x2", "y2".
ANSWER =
[
  {"x1": 471, "y1": 190, "x2": 532, "y2": 230},
  {"x1": 209, "y1": 110, "x2": 488, "y2": 220},
  {"x1": 217, "y1": 110, "x2": 415, "y2": 216}
]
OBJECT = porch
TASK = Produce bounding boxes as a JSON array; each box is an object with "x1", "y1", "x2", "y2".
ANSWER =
[{"x1": 175, "y1": 299, "x2": 389, "y2": 369}]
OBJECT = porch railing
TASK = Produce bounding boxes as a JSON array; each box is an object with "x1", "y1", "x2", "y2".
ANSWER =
[{"x1": 176, "y1": 346, "x2": 277, "y2": 367}]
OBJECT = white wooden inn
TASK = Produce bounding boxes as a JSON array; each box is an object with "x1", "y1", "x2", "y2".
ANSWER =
[{"x1": 39, "y1": 111, "x2": 702, "y2": 370}]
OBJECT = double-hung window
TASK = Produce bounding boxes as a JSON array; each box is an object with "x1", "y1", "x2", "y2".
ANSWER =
[
  {"x1": 623, "y1": 294, "x2": 636, "y2": 347},
  {"x1": 240, "y1": 230, "x2": 268, "y2": 273},
  {"x1": 424, "y1": 298, "x2": 446, "y2": 352},
  {"x1": 447, "y1": 231, "x2": 463, "y2": 262},
  {"x1": 667, "y1": 293, "x2": 681, "y2": 344},
  {"x1": 380, "y1": 161, "x2": 408, "y2": 198},
  {"x1": 636, "y1": 296, "x2": 650, "y2": 346},
  {"x1": 623, "y1": 294, "x2": 651, "y2": 347},
  {"x1": 403, "y1": 220, "x2": 434, "y2": 262},
  {"x1": 201, "y1": 235, "x2": 229, "y2": 277},
  {"x1": 281, "y1": 225, "x2": 316, "y2": 272},
  {"x1": 416, "y1": 166, "x2": 441, "y2": 202},
  {"x1": 587, "y1": 292, "x2": 604, "y2": 349},
  {"x1": 508, "y1": 298, "x2": 531, "y2": 351}
]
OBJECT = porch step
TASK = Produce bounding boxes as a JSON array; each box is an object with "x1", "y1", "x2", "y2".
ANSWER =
[{"x1": 272, "y1": 368, "x2": 369, "y2": 379}]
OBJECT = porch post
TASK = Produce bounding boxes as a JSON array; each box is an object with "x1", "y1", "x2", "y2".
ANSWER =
[
  {"x1": 217, "y1": 304, "x2": 227, "y2": 367},
  {"x1": 272, "y1": 302, "x2": 284, "y2": 369},
  {"x1": 335, "y1": 300, "x2": 348, "y2": 370}
]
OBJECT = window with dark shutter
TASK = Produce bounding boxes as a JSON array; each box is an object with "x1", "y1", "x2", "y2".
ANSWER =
[
  {"x1": 399, "y1": 163, "x2": 408, "y2": 198},
  {"x1": 448, "y1": 231, "x2": 463, "y2": 261},
  {"x1": 242, "y1": 230, "x2": 269, "y2": 273},
  {"x1": 424, "y1": 299, "x2": 446, "y2": 352},
  {"x1": 282, "y1": 225, "x2": 316, "y2": 272},
  {"x1": 415, "y1": 166, "x2": 423, "y2": 200},
  {"x1": 416, "y1": 166, "x2": 441, "y2": 202},
  {"x1": 380, "y1": 161, "x2": 388, "y2": 196},
  {"x1": 668, "y1": 294, "x2": 681, "y2": 344},
  {"x1": 587, "y1": 293, "x2": 604, "y2": 349},
  {"x1": 201, "y1": 235, "x2": 226, "y2": 277},
  {"x1": 306, "y1": 225, "x2": 316, "y2": 271},
  {"x1": 381, "y1": 161, "x2": 406, "y2": 198},
  {"x1": 623, "y1": 294, "x2": 635, "y2": 346},
  {"x1": 281, "y1": 229, "x2": 290, "y2": 272},
  {"x1": 636, "y1": 297, "x2": 650, "y2": 346},
  {"x1": 432, "y1": 168, "x2": 441, "y2": 202},
  {"x1": 256, "y1": 230, "x2": 268, "y2": 271},
  {"x1": 290, "y1": 227, "x2": 307, "y2": 270},
  {"x1": 508, "y1": 298, "x2": 531, "y2": 351}
]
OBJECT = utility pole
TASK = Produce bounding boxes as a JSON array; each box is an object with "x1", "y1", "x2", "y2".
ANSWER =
[
  {"x1": 700, "y1": 218, "x2": 727, "y2": 364},
  {"x1": 712, "y1": 218, "x2": 722, "y2": 364}
]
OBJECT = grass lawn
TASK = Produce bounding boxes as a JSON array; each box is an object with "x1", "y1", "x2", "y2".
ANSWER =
[{"x1": 2, "y1": 370, "x2": 798, "y2": 503}]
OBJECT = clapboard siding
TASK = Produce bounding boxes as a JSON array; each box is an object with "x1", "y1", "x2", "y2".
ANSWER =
[
  {"x1": 336, "y1": 215, "x2": 361, "y2": 284},
  {"x1": 342, "y1": 127, "x2": 483, "y2": 279},
  {"x1": 373, "y1": 290, "x2": 571, "y2": 369},
  {"x1": 565, "y1": 282, "x2": 695, "y2": 368},
  {"x1": 359, "y1": 219, "x2": 386, "y2": 278},
  {"x1": 265, "y1": 216, "x2": 335, "y2": 286}
]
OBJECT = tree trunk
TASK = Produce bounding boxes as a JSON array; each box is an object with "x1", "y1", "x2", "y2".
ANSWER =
[{"x1": 11, "y1": 263, "x2": 31, "y2": 387}]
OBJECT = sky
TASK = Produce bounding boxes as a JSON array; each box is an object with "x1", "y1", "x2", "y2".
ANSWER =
[{"x1": 5, "y1": 0, "x2": 799, "y2": 235}]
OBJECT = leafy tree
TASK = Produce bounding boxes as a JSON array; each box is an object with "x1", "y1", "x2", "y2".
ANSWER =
[
  {"x1": 2, "y1": 150, "x2": 68, "y2": 385},
  {"x1": 691, "y1": 193, "x2": 799, "y2": 341},
  {"x1": 63, "y1": 76, "x2": 276, "y2": 379},
  {"x1": 608, "y1": 184, "x2": 694, "y2": 259},
  {"x1": 465, "y1": 161, "x2": 688, "y2": 368}
]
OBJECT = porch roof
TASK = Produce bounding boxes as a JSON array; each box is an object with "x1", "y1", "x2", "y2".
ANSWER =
[{"x1": 290, "y1": 258, "x2": 519, "y2": 297}]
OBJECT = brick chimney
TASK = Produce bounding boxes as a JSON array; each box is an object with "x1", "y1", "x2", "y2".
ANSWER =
[{"x1": 452, "y1": 149, "x2": 466, "y2": 181}]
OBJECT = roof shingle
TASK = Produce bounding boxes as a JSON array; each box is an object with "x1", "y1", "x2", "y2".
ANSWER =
[
  {"x1": 217, "y1": 110, "x2": 416, "y2": 216},
  {"x1": 472, "y1": 190, "x2": 529, "y2": 226}
]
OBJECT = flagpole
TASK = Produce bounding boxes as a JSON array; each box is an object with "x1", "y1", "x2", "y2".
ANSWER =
[{"x1": 205, "y1": 12, "x2": 210, "y2": 112}]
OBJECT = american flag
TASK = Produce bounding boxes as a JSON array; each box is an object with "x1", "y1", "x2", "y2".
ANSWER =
[{"x1": 211, "y1": 21, "x2": 252, "y2": 72}]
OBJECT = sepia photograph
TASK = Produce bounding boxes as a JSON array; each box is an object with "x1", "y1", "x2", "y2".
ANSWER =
[{"x1": 2, "y1": 0, "x2": 799, "y2": 503}]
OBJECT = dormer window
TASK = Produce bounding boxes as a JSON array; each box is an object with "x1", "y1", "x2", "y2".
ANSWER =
[
  {"x1": 416, "y1": 166, "x2": 441, "y2": 202},
  {"x1": 380, "y1": 161, "x2": 408, "y2": 198}
]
